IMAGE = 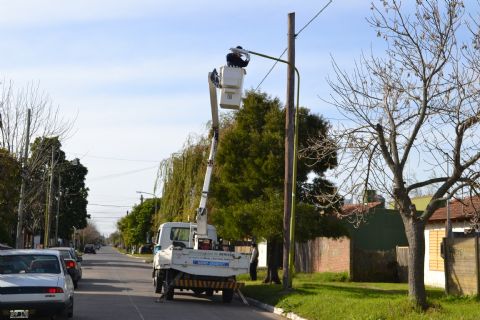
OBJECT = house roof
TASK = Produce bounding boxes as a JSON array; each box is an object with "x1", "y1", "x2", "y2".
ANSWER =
[
  {"x1": 429, "y1": 197, "x2": 480, "y2": 222},
  {"x1": 341, "y1": 202, "x2": 382, "y2": 216}
]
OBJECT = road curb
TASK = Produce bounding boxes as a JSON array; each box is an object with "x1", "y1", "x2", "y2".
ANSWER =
[{"x1": 245, "y1": 297, "x2": 308, "y2": 320}]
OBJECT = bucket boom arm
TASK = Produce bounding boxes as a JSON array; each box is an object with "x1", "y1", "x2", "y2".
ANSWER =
[{"x1": 195, "y1": 73, "x2": 220, "y2": 239}]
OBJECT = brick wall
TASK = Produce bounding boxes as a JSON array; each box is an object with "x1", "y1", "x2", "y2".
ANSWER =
[{"x1": 295, "y1": 237, "x2": 351, "y2": 274}]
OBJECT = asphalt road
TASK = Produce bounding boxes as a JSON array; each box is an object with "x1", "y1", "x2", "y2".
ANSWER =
[{"x1": 73, "y1": 246, "x2": 283, "y2": 320}]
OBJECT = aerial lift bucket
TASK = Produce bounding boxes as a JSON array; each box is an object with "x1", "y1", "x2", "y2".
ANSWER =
[{"x1": 219, "y1": 66, "x2": 245, "y2": 110}]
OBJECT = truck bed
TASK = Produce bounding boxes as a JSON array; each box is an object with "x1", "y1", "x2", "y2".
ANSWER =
[{"x1": 155, "y1": 247, "x2": 250, "y2": 277}]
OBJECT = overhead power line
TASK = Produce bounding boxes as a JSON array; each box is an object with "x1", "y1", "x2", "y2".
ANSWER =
[
  {"x1": 88, "y1": 203, "x2": 131, "y2": 208},
  {"x1": 66, "y1": 151, "x2": 160, "y2": 163},
  {"x1": 254, "y1": 0, "x2": 334, "y2": 91},
  {"x1": 88, "y1": 165, "x2": 158, "y2": 182},
  {"x1": 296, "y1": 0, "x2": 333, "y2": 36}
]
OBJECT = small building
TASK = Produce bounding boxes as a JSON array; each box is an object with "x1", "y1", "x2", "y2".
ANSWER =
[
  {"x1": 295, "y1": 195, "x2": 409, "y2": 282},
  {"x1": 424, "y1": 197, "x2": 479, "y2": 288}
]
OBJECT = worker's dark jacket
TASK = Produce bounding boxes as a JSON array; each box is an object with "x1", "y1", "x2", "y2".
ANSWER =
[{"x1": 226, "y1": 53, "x2": 249, "y2": 68}]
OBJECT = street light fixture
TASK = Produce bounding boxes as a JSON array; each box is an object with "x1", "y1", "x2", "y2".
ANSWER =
[
  {"x1": 231, "y1": 46, "x2": 300, "y2": 288},
  {"x1": 136, "y1": 191, "x2": 158, "y2": 244},
  {"x1": 136, "y1": 190, "x2": 158, "y2": 213}
]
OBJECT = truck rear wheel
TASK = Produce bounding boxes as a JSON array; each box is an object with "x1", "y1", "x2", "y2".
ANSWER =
[
  {"x1": 193, "y1": 289, "x2": 204, "y2": 296},
  {"x1": 222, "y1": 289, "x2": 233, "y2": 303},
  {"x1": 205, "y1": 289, "x2": 214, "y2": 297},
  {"x1": 154, "y1": 271, "x2": 163, "y2": 294}
]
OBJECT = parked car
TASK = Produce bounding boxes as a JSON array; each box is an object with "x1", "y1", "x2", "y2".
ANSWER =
[
  {"x1": 0, "y1": 249, "x2": 74, "y2": 319},
  {"x1": 50, "y1": 247, "x2": 83, "y2": 289},
  {"x1": 0, "y1": 243, "x2": 12, "y2": 250},
  {"x1": 83, "y1": 244, "x2": 96, "y2": 254},
  {"x1": 138, "y1": 244, "x2": 153, "y2": 254}
]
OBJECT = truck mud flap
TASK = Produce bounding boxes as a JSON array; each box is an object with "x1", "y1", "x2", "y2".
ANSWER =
[{"x1": 173, "y1": 279, "x2": 245, "y2": 290}]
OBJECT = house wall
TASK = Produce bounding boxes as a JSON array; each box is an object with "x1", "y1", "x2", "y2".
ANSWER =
[
  {"x1": 258, "y1": 242, "x2": 267, "y2": 268},
  {"x1": 424, "y1": 224, "x2": 446, "y2": 288},
  {"x1": 235, "y1": 241, "x2": 267, "y2": 268},
  {"x1": 345, "y1": 208, "x2": 408, "y2": 251},
  {"x1": 424, "y1": 222, "x2": 471, "y2": 288},
  {"x1": 295, "y1": 237, "x2": 351, "y2": 273}
]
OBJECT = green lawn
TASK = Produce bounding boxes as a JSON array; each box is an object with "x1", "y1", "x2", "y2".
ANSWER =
[{"x1": 238, "y1": 271, "x2": 480, "y2": 320}]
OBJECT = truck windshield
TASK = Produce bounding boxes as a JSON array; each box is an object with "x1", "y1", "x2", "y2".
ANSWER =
[{"x1": 170, "y1": 228, "x2": 191, "y2": 242}]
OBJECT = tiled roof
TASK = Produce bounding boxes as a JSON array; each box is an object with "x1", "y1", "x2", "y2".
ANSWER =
[
  {"x1": 341, "y1": 202, "x2": 382, "y2": 216},
  {"x1": 429, "y1": 197, "x2": 480, "y2": 222}
]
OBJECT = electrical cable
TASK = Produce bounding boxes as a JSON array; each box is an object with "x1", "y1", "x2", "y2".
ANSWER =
[
  {"x1": 66, "y1": 151, "x2": 160, "y2": 163},
  {"x1": 88, "y1": 165, "x2": 158, "y2": 182},
  {"x1": 254, "y1": 0, "x2": 334, "y2": 91},
  {"x1": 255, "y1": 48, "x2": 288, "y2": 91},
  {"x1": 296, "y1": 0, "x2": 333, "y2": 36},
  {"x1": 87, "y1": 203, "x2": 131, "y2": 208}
]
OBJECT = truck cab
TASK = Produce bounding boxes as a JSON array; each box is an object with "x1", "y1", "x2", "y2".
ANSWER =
[{"x1": 154, "y1": 222, "x2": 218, "y2": 254}]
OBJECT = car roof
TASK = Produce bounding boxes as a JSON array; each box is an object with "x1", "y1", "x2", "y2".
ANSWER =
[
  {"x1": 0, "y1": 249, "x2": 61, "y2": 257},
  {"x1": 50, "y1": 247, "x2": 74, "y2": 251}
]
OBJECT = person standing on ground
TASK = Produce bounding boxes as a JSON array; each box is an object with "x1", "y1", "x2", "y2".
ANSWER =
[{"x1": 249, "y1": 243, "x2": 259, "y2": 280}]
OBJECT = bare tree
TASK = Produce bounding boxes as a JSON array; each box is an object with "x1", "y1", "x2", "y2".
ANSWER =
[
  {"x1": 305, "y1": 0, "x2": 480, "y2": 308},
  {"x1": 0, "y1": 80, "x2": 72, "y2": 157},
  {"x1": 0, "y1": 80, "x2": 73, "y2": 244}
]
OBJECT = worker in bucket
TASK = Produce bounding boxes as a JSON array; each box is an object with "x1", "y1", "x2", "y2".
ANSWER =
[
  {"x1": 249, "y1": 242, "x2": 259, "y2": 280},
  {"x1": 227, "y1": 45, "x2": 250, "y2": 68},
  {"x1": 210, "y1": 45, "x2": 249, "y2": 88}
]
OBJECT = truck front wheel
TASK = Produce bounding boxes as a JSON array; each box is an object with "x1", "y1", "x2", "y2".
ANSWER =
[
  {"x1": 222, "y1": 289, "x2": 233, "y2": 303},
  {"x1": 164, "y1": 270, "x2": 174, "y2": 300}
]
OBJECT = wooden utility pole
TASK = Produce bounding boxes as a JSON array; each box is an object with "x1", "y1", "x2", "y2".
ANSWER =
[
  {"x1": 16, "y1": 108, "x2": 31, "y2": 249},
  {"x1": 283, "y1": 12, "x2": 295, "y2": 289}
]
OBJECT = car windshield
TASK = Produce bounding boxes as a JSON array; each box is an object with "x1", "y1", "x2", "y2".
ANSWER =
[{"x1": 0, "y1": 255, "x2": 61, "y2": 275}]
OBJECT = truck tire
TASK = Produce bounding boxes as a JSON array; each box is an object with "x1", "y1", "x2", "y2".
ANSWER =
[
  {"x1": 205, "y1": 289, "x2": 214, "y2": 297},
  {"x1": 222, "y1": 289, "x2": 233, "y2": 303},
  {"x1": 154, "y1": 271, "x2": 163, "y2": 294},
  {"x1": 164, "y1": 270, "x2": 174, "y2": 300},
  {"x1": 193, "y1": 289, "x2": 204, "y2": 296},
  {"x1": 165, "y1": 288, "x2": 174, "y2": 300}
]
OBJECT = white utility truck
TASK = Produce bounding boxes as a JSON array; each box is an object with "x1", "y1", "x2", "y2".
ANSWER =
[{"x1": 152, "y1": 48, "x2": 251, "y2": 303}]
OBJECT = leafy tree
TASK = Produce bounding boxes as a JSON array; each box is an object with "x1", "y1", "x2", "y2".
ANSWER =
[
  {"x1": 212, "y1": 91, "x2": 341, "y2": 283},
  {"x1": 154, "y1": 136, "x2": 208, "y2": 226},
  {"x1": 118, "y1": 198, "x2": 158, "y2": 248},
  {"x1": 57, "y1": 158, "x2": 89, "y2": 240},
  {"x1": 0, "y1": 148, "x2": 21, "y2": 245},
  {"x1": 24, "y1": 137, "x2": 88, "y2": 244}
]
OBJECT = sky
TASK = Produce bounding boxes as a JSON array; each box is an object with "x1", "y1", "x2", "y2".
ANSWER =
[{"x1": 0, "y1": 0, "x2": 377, "y2": 236}]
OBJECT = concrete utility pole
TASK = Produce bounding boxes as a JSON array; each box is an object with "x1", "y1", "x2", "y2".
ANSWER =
[
  {"x1": 16, "y1": 108, "x2": 31, "y2": 248},
  {"x1": 283, "y1": 12, "x2": 295, "y2": 290},
  {"x1": 44, "y1": 146, "x2": 55, "y2": 248},
  {"x1": 54, "y1": 175, "x2": 62, "y2": 246}
]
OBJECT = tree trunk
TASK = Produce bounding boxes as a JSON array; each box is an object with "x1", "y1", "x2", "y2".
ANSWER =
[
  {"x1": 264, "y1": 239, "x2": 282, "y2": 284},
  {"x1": 402, "y1": 215, "x2": 427, "y2": 309}
]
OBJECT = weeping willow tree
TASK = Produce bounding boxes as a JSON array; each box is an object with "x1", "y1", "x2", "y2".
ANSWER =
[{"x1": 153, "y1": 134, "x2": 210, "y2": 227}]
